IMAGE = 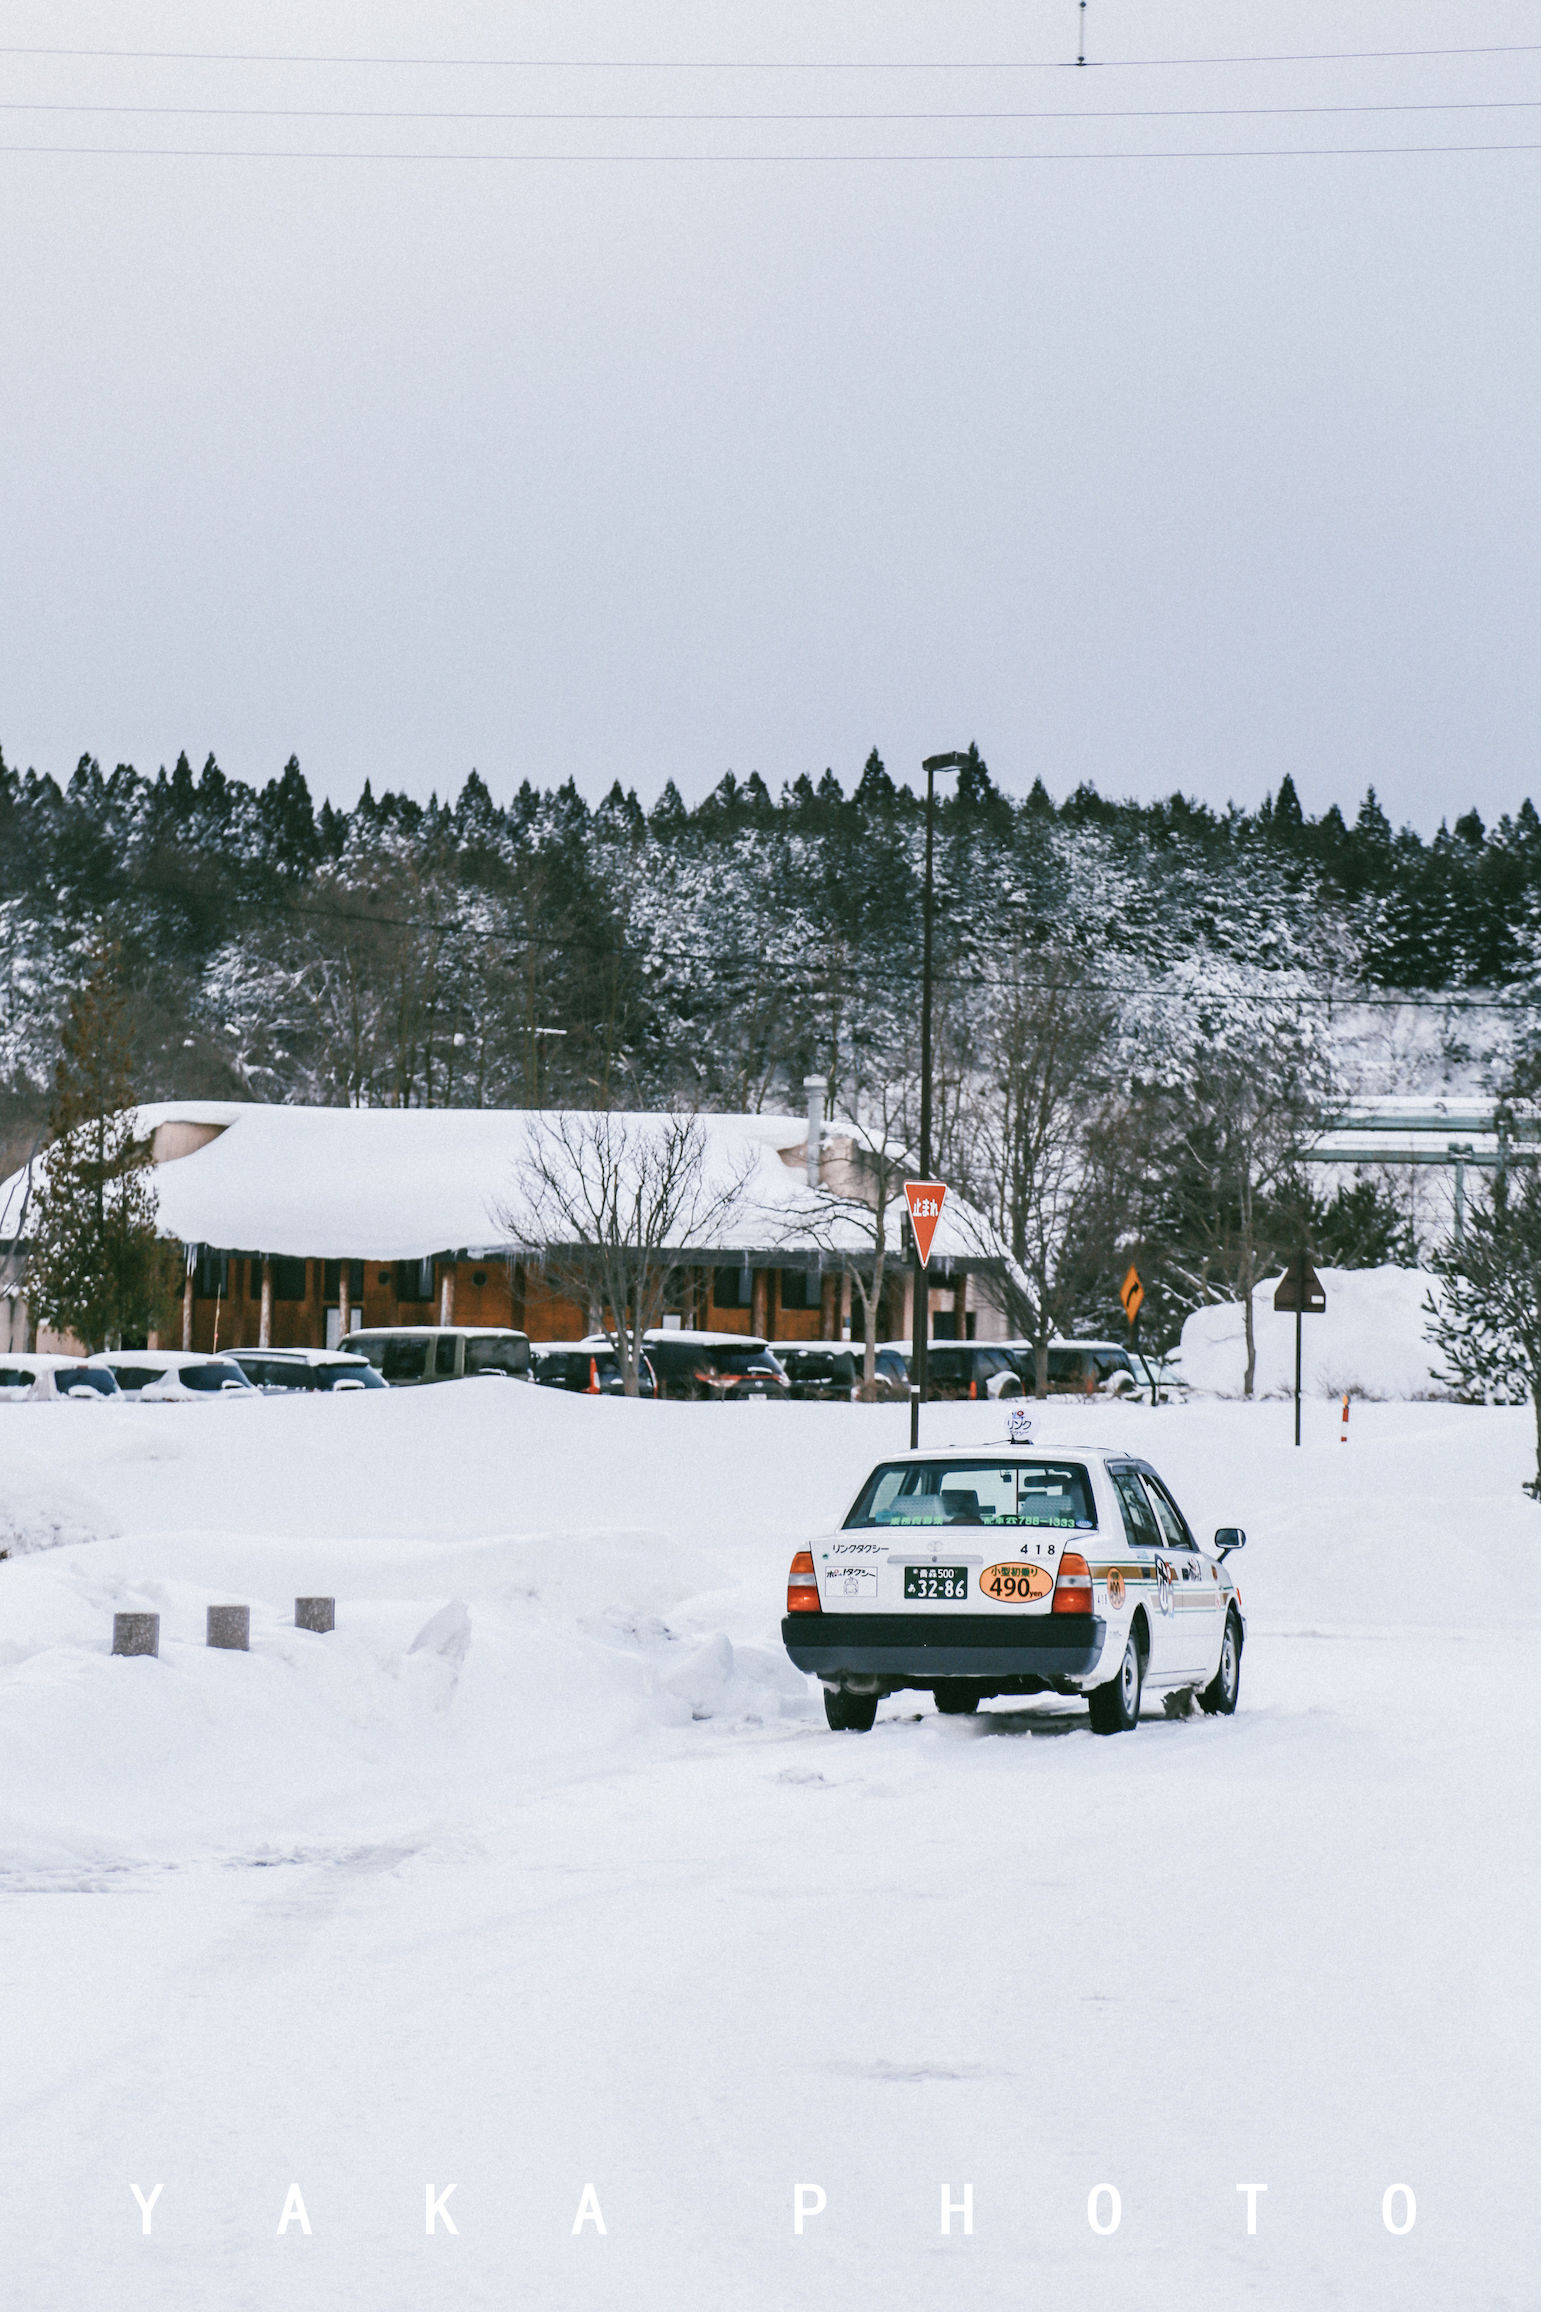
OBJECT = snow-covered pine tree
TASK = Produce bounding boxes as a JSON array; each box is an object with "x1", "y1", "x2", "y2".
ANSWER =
[
  {"x1": 26, "y1": 953, "x2": 179, "y2": 1351},
  {"x1": 1426, "y1": 1168, "x2": 1541, "y2": 1496}
]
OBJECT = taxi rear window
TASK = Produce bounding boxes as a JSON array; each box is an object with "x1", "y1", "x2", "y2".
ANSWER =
[{"x1": 845, "y1": 1459, "x2": 1097, "y2": 1530}]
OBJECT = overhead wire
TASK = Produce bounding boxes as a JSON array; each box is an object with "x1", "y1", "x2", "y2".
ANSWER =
[
  {"x1": 0, "y1": 40, "x2": 1537, "y2": 69},
  {"x1": 3, "y1": 141, "x2": 1539, "y2": 161},
  {"x1": 5, "y1": 37, "x2": 1535, "y2": 158},
  {"x1": 1, "y1": 97, "x2": 1537, "y2": 122}
]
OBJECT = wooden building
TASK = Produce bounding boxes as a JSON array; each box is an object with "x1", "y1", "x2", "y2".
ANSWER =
[{"x1": 0, "y1": 1097, "x2": 1010, "y2": 1356}]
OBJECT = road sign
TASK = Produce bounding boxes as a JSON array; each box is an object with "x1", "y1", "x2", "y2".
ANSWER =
[
  {"x1": 1119, "y1": 1264, "x2": 1144, "y2": 1324},
  {"x1": 904, "y1": 1180, "x2": 948, "y2": 1267},
  {"x1": 1273, "y1": 1254, "x2": 1326, "y2": 1314},
  {"x1": 1274, "y1": 1252, "x2": 1326, "y2": 1449}
]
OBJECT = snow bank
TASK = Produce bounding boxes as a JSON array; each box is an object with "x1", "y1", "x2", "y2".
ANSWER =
[
  {"x1": 0, "y1": 1457, "x2": 114, "y2": 1559},
  {"x1": 1174, "y1": 1263, "x2": 1447, "y2": 1399},
  {"x1": 0, "y1": 1384, "x2": 863, "y2": 1868}
]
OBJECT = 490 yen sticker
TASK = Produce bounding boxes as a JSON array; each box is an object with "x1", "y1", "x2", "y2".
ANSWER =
[{"x1": 979, "y1": 1561, "x2": 1053, "y2": 1603}]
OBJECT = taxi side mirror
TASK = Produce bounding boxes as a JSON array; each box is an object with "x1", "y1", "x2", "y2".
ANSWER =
[{"x1": 1214, "y1": 1527, "x2": 1246, "y2": 1556}]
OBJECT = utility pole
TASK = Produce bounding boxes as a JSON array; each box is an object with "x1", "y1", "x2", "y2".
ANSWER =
[
  {"x1": 1450, "y1": 1141, "x2": 1472, "y2": 1251},
  {"x1": 911, "y1": 752, "x2": 966, "y2": 1446}
]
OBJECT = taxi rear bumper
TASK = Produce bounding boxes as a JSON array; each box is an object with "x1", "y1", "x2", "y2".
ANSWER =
[{"x1": 782, "y1": 1611, "x2": 1109, "y2": 1690}]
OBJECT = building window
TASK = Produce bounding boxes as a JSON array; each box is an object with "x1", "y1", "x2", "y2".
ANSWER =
[
  {"x1": 396, "y1": 1257, "x2": 434, "y2": 1303},
  {"x1": 778, "y1": 1267, "x2": 817, "y2": 1311},
  {"x1": 194, "y1": 1248, "x2": 230, "y2": 1299},
  {"x1": 713, "y1": 1265, "x2": 753, "y2": 1309},
  {"x1": 271, "y1": 1257, "x2": 309, "y2": 1302},
  {"x1": 323, "y1": 1260, "x2": 365, "y2": 1302}
]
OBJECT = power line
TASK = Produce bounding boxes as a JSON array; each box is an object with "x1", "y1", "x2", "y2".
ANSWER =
[
  {"x1": 4, "y1": 97, "x2": 1537, "y2": 123},
  {"x1": 4, "y1": 140, "x2": 1539, "y2": 162},
  {"x1": 1, "y1": 41, "x2": 1536, "y2": 69}
]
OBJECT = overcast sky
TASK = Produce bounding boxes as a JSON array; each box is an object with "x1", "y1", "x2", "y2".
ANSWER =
[{"x1": 1, "y1": 1, "x2": 1537, "y2": 827}]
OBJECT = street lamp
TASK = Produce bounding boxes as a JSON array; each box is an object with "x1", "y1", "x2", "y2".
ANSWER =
[{"x1": 911, "y1": 750, "x2": 968, "y2": 1445}]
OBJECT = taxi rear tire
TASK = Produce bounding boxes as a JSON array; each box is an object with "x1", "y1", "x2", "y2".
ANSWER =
[
  {"x1": 1198, "y1": 1609, "x2": 1242, "y2": 1716},
  {"x1": 1088, "y1": 1628, "x2": 1143, "y2": 1735},
  {"x1": 933, "y1": 1682, "x2": 980, "y2": 1716},
  {"x1": 824, "y1": 1686, "x2": 879, "y2": 1732}
]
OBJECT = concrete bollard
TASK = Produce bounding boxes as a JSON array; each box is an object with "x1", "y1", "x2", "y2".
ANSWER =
[
  {"x1": 113, "y1": 1612, "x2": 160, "y2": 1657},
  {"x1": 295, "y1": 1596, "x2": 335, "y2": 1634},
  {"x1": 206, "y1": 1604, "x2": 250, "y2": 1651}
]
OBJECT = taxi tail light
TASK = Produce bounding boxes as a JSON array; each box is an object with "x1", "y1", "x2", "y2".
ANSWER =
[
  {"x1": 786, "y1": 1549, "x2": 822, "y2": 1615},
  {"x1": 1052, "y1": 1550, "x2": 1093, "y2": 1616}
]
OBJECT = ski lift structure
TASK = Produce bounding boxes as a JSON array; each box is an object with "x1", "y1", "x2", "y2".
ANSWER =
[{"x1": 1304, "y1": 1098, "x2": 1541, "y2": 1251}]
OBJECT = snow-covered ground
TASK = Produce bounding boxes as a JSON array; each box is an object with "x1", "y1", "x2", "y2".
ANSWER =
[{"x1": 1, "y1": 1382, "x2": 1536, "y2": 2310}]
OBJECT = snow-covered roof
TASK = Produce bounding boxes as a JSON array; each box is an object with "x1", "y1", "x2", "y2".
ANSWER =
[{"x1": 0, "y1": 1100, "x2": 1007, "y2": 1268}]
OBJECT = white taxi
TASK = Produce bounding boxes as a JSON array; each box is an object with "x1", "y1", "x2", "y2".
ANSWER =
[{"x1": 782, "y1": 1436, "x2": 1245, "y2": 1734}]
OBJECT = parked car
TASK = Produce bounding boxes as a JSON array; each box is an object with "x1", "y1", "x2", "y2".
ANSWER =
[
  {"x1": 876, "y1": 1342, "x2": 1024, "y2": 1401},
  {"x1": 342, "y1": 1326, "x2": 532, "y2": 1385},
  {"x1": 87, "y1": 1351, "x2": 257, "y2": 1401},
  {"x1": 870, "y1": 1346, "x2": 912, "y2": 1401},
  {"x1": 228, "y1": 1348, "x2": 387, "y2": 1393},
  {"x1": 640, "y1": 1330, "x2": 790, "y2": 1401},
  {"x1": 531, "y1": 1339, "x2": 657, "y2": 1396},
  {"x1": 771, "y1": 1343, "x2": 860, "y2": 1401},
  {"x1": 783, "y1": 1442, "x2": 1246, "y2": 1733},
  {"x1": 999, "y1": 1339, "x2": 1144, "y2": 1396},
  {"x1": 0, "y1": 1353, "x2": 121, "y2": 1402}
]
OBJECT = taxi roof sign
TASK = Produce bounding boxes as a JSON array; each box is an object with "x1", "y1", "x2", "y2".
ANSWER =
[
  {"x1": 904, "y1": 1180, "x2": 948, "y2": 1267},
  {"x1": 1273, "y1": 1253, "x2": 1327, "y2": 1314}
]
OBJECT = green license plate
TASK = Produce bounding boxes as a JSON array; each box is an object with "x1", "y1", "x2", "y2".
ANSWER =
[{"x1": 904, "y1": 1564, "x2": 968, "y2": 1601}]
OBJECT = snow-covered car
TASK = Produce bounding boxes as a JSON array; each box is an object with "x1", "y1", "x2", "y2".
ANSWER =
[
  {"x1": 1000, "y1": 1339, "x2": 1145, "y2": 1396},
  {"x1": 772, "y1": 1343, "x2": 860, "y2": 1401},
  {"x1": 782, "y1": 1439, "x2": 1245, "y2": 1734},
  {"x1": 227, "y1": 1348, "x2": 387, "y2": 1393},
  {"x1": 876, "y1": 1342, "x2": 1023, "y2": 1401},
  {"x1": 87, "y1": 1351, "x2": 257, "y2": 1401},
  {"x1": 342, "y1": 1325, "x2": 532, "y2": 1384},
  {"x1": 642, "y1": 1331, "x2": 790, "y2": 1401},
  {"x1": 0, "y1": 1353, "x2": 121, "y2": 1402}
]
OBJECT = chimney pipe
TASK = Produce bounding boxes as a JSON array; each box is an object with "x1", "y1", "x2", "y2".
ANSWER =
[{"x1": 803, "y1": 1075, "x2": 827, "y2": 1189}]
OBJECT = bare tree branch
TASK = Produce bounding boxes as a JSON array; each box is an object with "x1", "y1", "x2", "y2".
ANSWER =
[{"x1": 499, "y1": 1111, "x2": 755, "y2": 1394}]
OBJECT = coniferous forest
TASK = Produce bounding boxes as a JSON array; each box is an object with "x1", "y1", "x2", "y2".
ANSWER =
[{"x1": 4, "y1": 739, "x2": 1537, "y2": 1345}]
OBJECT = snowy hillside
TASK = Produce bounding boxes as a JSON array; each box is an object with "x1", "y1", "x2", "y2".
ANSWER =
[
  {"x1": 1, "y1": 1383, "x2": 1537, "y2": 2309},
  {"x1": 1174, "y1": 1263, "x2": 1448, "y2": 1399}
]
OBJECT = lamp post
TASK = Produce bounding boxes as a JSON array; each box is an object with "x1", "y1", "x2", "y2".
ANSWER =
[{"x1": 911, "y1": 751, "x2": 968, "y2": 1445}]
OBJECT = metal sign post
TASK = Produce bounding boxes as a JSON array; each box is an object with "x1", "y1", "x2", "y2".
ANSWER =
[
  {"x1": 905, "y1": 1180, "x2": 948, "y2": 1448},
  {"x1": 1273, "y1": 1253, "x2": 1327, "y2": 1447},
  {"x1": 1120, "y1": 1263, "x2": 1156, "y2": 1405}
]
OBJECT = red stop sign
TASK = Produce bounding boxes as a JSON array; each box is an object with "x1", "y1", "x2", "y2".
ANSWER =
[{"x1": 904, "y1": 1180, "x2": 948, "y2": 1266}]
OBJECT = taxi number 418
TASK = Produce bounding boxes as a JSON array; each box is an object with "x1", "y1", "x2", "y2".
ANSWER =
[{"x1": 903, "y1": 1566, "x2": 968, "y2": 1600}]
